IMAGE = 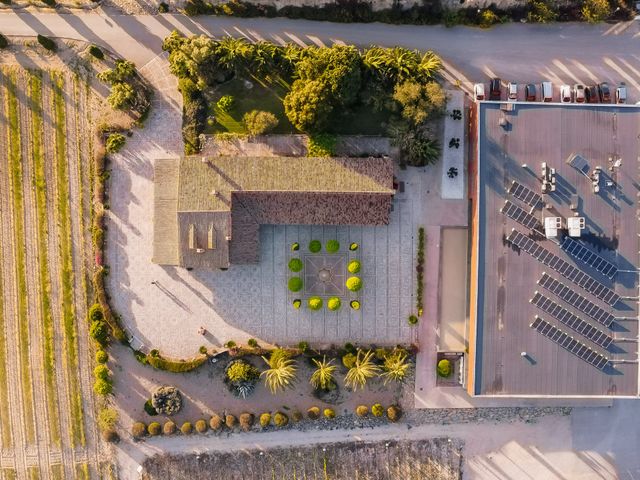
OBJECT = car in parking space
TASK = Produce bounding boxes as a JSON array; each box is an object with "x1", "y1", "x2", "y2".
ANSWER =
[
  {"x1": 508, "y1": 82, "x2": 518, "y2": 101},
  {"x1": 525, "y1": 84, "x2": 536, "y2": 101},
  {"x1": 573, "y1": 84, "x2": 586, "y2": 103},
  {"x1": 585, "y1": 85, "x2": 598, "y2": 103},
  {"x1": 616, "y1": 82, "x2": 627, "y2": 104},
  {"x1": 541, "y1": 81, "x2": 553, "y2": 102},
  {"x1": 490, "y1": 78, "x2": 502, "y2": 100},
  {"x1": 560, "y1": 85, "x2": 572, "y2": 103},
  {"x1": 474, "y1": 83, "x2": 485, "y2": 101},
  {"x1": 597, "y1": 82, "x2": 611, "y2": 103}
]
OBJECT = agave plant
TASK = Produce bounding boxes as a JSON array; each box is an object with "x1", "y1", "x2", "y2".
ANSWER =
[
  {"x1": 344, "y1": 350, "x2": 381, "y2": 391},
  {"x1": 261, "y1": 348, "x2": 297, "y2": 394},
  {"x1": 380, "y1": 349, "x2": 412, "y2": 385},
  {"x1": 310, "y1": 356, "x2": 336, "y2": 390}
]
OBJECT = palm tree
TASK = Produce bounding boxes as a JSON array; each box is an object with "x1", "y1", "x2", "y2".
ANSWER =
[
  {"x1": 419, "y1": 51, "x2": 442, "y2": 80},
  {"x1": 261, "y1": 349, "x2": 297, "y2": 394},
  {"x1": 380, "y1": 349, "x2": 412, "y2": 385},
  {"x1": 310, "y1": 356, "x2": 336, "y2": 390},
  {"x1": 251, "y1": 41, "x2": 279, "y2": 77},
  {"x1": 215, "y1": 37, "x2": 250, "y2": 74},
  {"x1": 344, "y1": 350, "x2": 380, "y2": 391}
]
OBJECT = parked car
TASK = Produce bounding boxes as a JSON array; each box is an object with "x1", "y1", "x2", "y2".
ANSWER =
[
  {"x1": 560, "y1": 84, "x2": 572, "y2": 103},
  {"x1": 474, "y1": 83, "x2": 485, "y2": 101},
  {"x1": 573, "y1": 84, "x2": 586, "y2": 103},
  {"x1": 489, "y1": 78, "x2": 501, "y2": 100},
  {"x1": 597, "y1": 82, "x2": 611, "y2": 103},
  {"x1": 525, "y1": 84, "x2": 537, "y2": 101},
  {"x1": 541, "y1": 81, "x2": 553, "y2": 102},
  {"x1": 615, "y1": 82, "x2": 626, "y2": 104},
  {"x1": 585, "y1": 85, "x2": 598, "y2": 103},
  {"x1": 508, "y1": 82, "x2": 518, "y2": 101}
]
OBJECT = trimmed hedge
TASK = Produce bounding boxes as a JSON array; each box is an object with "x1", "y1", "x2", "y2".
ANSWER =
[
  {"x1": 239, "y1": 413, "x2": 254, "y2": 431},
  {"x1": 259, "y1": 413, "x2": 271, "y2": 427},
  {"x1": 323, "y1": 408, "x2": 335, "y2": 419},
  {"x1": 356, "y1": 405, "x2": 369, "y2": 417},
  {"x1": 307, "y1": 406, "x2": 320, "y2": 420},
  {"x1": 308, "y1": 240, "x2": 321, "y2": 253},
  {"x1": 225, "y1": 414, "x2": 237, "y2": 429},
  {"x1": 181, "y1": 422, "x2": 193, "y2": 434},
  {"x1": 195, "y1": 419, "x2": 208, "y2": 433},
  {"x1": 37, "y1": 34, "x2": 57, "y2": 52},
  {"x1": 325, "y1": 240, "x2": 340, "y2": 253},
  {"x1": 416, "y1": 227, "x2": 425, "y2": 315},
  {"x1": 308, "y1": 297, "x2": 323, "y2": 310},
  {"x1": 146, "y1": 352, "x2": 207, "y2": 373},
  {"x1": 346, "y1": 276, "x2": 362, "y2": 292},
  {"x1": 288, "y1": 277, "x2": 303, "y2": 292},
  {"x1": 437, "y1": 359, "x2": 452, "y2": 378},
  {"x1": 288, "y1": 258, "x2": 303, "y2": 272},
  {"x1": 148, "y1": 422, "x2": 161, "y2": 436},
  {"x1": 210, "y1": 414, "x2": 223, "y2": 431},
  {"x1": 131, "y1": 422, "x2": 146, "y2": 439},
  {"x1": 371, "y1": 403, "x2": 384, "y2": 417},
  {"x1": 163, "y1": 421, "x2": 176, "y2": 435},
  {"x1": 273, "y1": 411, "x2": 289, "y2": 427}
]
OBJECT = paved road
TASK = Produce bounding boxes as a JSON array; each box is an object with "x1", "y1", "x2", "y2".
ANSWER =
[{"x1": 2, "y1": 12, "x2": 640, "y2": 97}]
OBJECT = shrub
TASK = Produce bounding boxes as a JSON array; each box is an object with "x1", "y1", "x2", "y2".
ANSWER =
[
  {"x1": 226, "y1": 359, "x2": 259, "y2": 382},
  {"x1": 408, "y1": 315, "x2": 418, "y2": 325},
  {"x1": 102, "y1": 429, "x2": 119, "y2": 442},
  {"x1": 293, "y1": 299, "x2": 302, "y2": 309},
  {"x1": 90, "y1": 320, "x2": 109, "y2": 345},
  {"x1": 342, "y1": 353, "x2": 356, "y2": 369},
  {"x1": 308, "y1": 133, "x2": 337, "y2": 157},
  {"x1": 350, "y1": 300, "x2": 361, "y2": 310},
  {"x1": 324, "y1": 408, "x2": 335, "y2": 419},
  {"x1": 225, "y1": 414, "x2": 237, "y2": 429},
  {"x1": 437, "y1": 359, "x2": 452, "y2": 378},
  {"x1": 327, "y1": 297, "x2": 341, "y2": 311},
  {"x1": 371, "y1": 404, "x2": 384, "y2": 417},
  {"x1": 158, "y1": 1, "x2": 169, "y2": 12},
  {"x1": 98, "y1": 407, "x2": 118, "y2": 431},
  {"x1": 527, "y1": 0, "x2": 557, "y2": 22},
  {"x1": 581, "y1": 0, "x2": 611, "y2": 23},
  {"x1": 344, "y1": 349, "x2": 380, "y2": 390},
  {"x1": 273, "y1": 411, "x2": 289, "y2": 427},
  {"x1": 298, "y1": 341, "x2": 309, "y2": 352},
  {"x1": 88, "y1": 303, "x2": 104, "y2": 322},
  {"x1": 259, "y1": 413, "x2": 271, "y2": 427},
  {"x1": 148, "y1": 422, "x2": 161, "y2": 436},
  {"x1": 308, "y1": 297, "x2": 323, "y2": 310},
  {"x1": 239, "y1": 413, "x2": 254, "y2": 431},
  {"x1": 307, "y1": 406, "x2": 321, "y2": 420},
  {"x1": 105, "y1": 133, "x2": 126, "y2": 154},
  {"x1": 248, "y1": 338, "x2": 258, "y2": 348},
  {"x1": 347, "y1": 260, "x2": 361, "y2": 274},
  {"x1": 195, "y1": 419, "x2": 208, "y2": 433},
  {"x1": 478, "y1": 9, "x2": 499, "y2": 27},
  {"x1": 292, "y1": 410, "x2": 303, "y2": 422},
  {"x1": 88, "y1": 45, "x2": 104, "y2": 59},
  {"x1": 288, "y1": 277, "x2": 303, "y2": 292},
  {"x1": 344, "y1": 342, "x2": 356, "y2": 353},
  {"x1": 209, "y1": 414, "x2": 223, "y2": 431},
  {"x1": 346, "y1": 276, "x2": 362, "y2": 292},
  {"x1": 145, "y1": 353, "x2": 207, "y2": 373},
  {"x1": 151, "y1": 386, "x2": 183, "y2": 415},
  {"x1": 243, "y1": 110, "x2": 279, "y2": 135},
  {"x1": 225, "y1": 340, "x2": 237, "y2": 349},
  {"x1": 131, "y1": 422, "x2": 146, "y2": 439},
  {"x1": 181, "y1": 422, "x2": 193, "y2": 434},
  {"x1": 95, "y1": 349, "x2": 108, "y2": 364},
  {"x1": 387, "y1": 405, "x2": 402, "y2": 422},
  {"x1": 308, "y1": 240, "x2": 321, "y2": 253},
  {"x1": 325, "y1": 240, "x2": 340, "y2": 253},
  {"x1": 291, "y1": 242, "x2": 300, "y2": 251},
  {"x1": 163, "y1": 421, "x2": 176, "y2": 435},
  {"x1": 288, "y1": 258, "x2": 303, "y2": 272},
  {"x1": 216, "y1": 95, "x2": 235, "y2": 112},
  {"x1": 93, "y1": 365, "x2": 110, "y2": 381},
  {"x1": 356, "y1": 405, "x2": 369, "y2": 417},
  {"x1": 349, "y1": 242, "x2": 359, "y2": 251},
  {"x1": 93, "y1": 378, "x2": 112, "y2": 396},
  {"x1": 37, "y1": 34, "x2": 57, "y2": 52},
  {"x1": 0, "y1": 34, "x2": 8, "y2": 49}
]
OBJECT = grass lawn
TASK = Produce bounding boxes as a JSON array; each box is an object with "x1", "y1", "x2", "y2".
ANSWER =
[{"x1": 327, "y1": 103, "x2": 392, "y2": 136}]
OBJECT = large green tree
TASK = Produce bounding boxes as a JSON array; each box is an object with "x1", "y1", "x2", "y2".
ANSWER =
[{"x1": 283, "y1": 80, "x2": 333, "y2": 132}]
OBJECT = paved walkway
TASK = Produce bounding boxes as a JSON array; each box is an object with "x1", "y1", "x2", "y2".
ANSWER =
[{"x1": 441, "y1": 90, "x2": 465, "y2": 199}]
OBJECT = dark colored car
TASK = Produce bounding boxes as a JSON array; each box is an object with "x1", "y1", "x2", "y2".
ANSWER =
[
  {"x1": 525, "y1": 84, "x2": 536, "y2": 101},
  {"x1": 489, "y1": 78, "x2": 501, "y2": 100},
  {"x1": 585, "y1": 85, "x2": 598, "y2": 103},
  {"x1": 597, "y1": 82, "x2": 611, "y2": 103}
]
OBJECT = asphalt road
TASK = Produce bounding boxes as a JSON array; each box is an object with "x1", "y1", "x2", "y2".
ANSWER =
[{"x1": 2, "y1": 12, "x2": 640, "y2": 97}]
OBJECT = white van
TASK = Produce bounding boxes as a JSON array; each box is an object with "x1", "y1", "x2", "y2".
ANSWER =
[{"x1": 541, "y1": 82, "x2": 553, "y2": 102}]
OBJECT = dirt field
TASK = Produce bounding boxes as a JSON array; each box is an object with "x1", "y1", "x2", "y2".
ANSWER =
[{"x1": 142, "y1": 438, "x2": 463, "y2": 480}]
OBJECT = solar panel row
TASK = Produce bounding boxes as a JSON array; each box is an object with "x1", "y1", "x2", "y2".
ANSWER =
[
  {"x1": 561, "y1": 236, "x2": 618, "y2": 279},
  {"x1": 530, "y1": 316, "x2": 609, "y2": 370},
  {"x1": 500, "y1": 201, "x2": 541, "y2": 231},
  {"x1": 508, "y1": 181, "x2": 542, "y2": 208},
  {"x1": 538, "y1": 273, "x2": 615, "y2": 327},
  {"x1": 530, "y1": 292, "x2": 613, "y2": 349},
  {"x1": 507, "y1": 229, "x2": 620, "y2": 306}
]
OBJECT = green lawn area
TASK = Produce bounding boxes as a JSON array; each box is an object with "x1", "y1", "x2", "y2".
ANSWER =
[{"x1": 327, "y1": 103, "x2": 391, "y2": 136}]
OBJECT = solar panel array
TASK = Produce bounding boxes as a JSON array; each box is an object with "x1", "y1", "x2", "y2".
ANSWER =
[
  {"x1": 500, "y1": 201, "x2": 541, "y2": 231},
  {"x1": 506, "y1": 229, "x2": 620, "y2": 306},
  {"x1": 530, "y1": 292, "x2": 613, "y2": 349},
  {"x1": 561, "y1": 236, "x2": 618, "y2": 279},
  {"x1": 508, "y1": 181, "x2": 542, "y2": 208},
  {"x1": 530, "y1": 316, "x2": 609, "y2": 370},
  {"x1": 538, "y1": 273, "x2": 615, "y2": 327}
]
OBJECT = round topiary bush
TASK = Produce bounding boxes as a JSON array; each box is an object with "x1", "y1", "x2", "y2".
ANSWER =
[
  {"x1": 349, "y1": 242, "x2": 359, "y2": 251},
  {"x1": 151, "y1": 386, "x2": 183, "y2": 415},
  {"x1": 346, "y1": 276, "x2": 362, "y2": 292},
  {"x1": 95, "y1": 349, "x2": 108, "y2": 364},
  {"x1": 239, "y1": 413, "x2": 254, "y2": 431},
  {"x1": 308, "y1": 297, "x2": 323, "y2": 310},
  {"x1": 408, "y1": 315, "x2": 419, "y2": 325},
  {"x1": 288, "y1": 258, "x2": 303, "y2": 272},
  {"x1": 327, "y1": 297, "x2": 341, "y2": 311},
  {"x1": 259, "y1": 413, "x2": 271, "y2": 428},
  {"x1": 195, "y1": 419, "x2": 208, "y2": 433},
  {"x1": 209, "y1": 414, "x2": 223, "y2": 431},
  {"x1": 225, "y1": 359, "x2": 259, "y2": 398},
  {"x1": 143, "y1": 399, "x2": 158, "y2": 416},
  {"x1": 342, "y1": 353, "x2": 356, "y2": 369},
  {"x1": 248, "y1": 338, "x2": 258, "y2": 348},
  {"x1": 437, "y1": 359, "x2": 452, "y2": 378},
  {"x1": 387, "y1": 405, "x2": 402, "y2": 422},
  {"x1": 326, "y1": 240, "x2": 340, "y2": 253},
  {"x1": 292, "y1": 410, "x2": 303, "y2": 422},
  {"x1": 147, "y1": 422, "x2": 161, "y2": 436},
  {"x1": 216, "y1": 95, "x2": 235, "y2": 112},
  {"x1": 308, "y1": 240, "x2": 321, "y2": 253},
  {"x1": 163, "y1": 421, "x2": 176, "y2": 435},
  {"x1": 324, "y1": 408, "x2": 335, "y2": 419},
  {"x1": 225, "y1": 414, "x2": 237, "y2": 430},
  {"x1": 371, "y1": 404, "x2": 384, "y2": 417},
  {"x1": 292, "y1": 299, "x2": 302, "y2": 309},
  {"x1": 180, "y1": 422, "x2": 193, "y2": 435},
  {"x1": 90, "y1": 320, "x2": 109, "y2": 346},
  {"x1": 288, "y1": 277, "x2": 303, "y2": 292},
  {"x1": 350, "y1": 300, "x2": 361, "y2": 310},
  {"x1": 273, "y1": 412, "x2": 289, "y2": 427},
  {"x1": 356, "y1": 405, "x2": 369, "y2": 417},
  {"x1": 94, "y1": 365, "x2": 110, "y2": 381},
  {"x1": 131, "y1": 422, "x2": 146, "y2": 439},
  {"x1": 307, "y1": 406, "x2": 320, "y2": 420},
  {"x1": 291, "y1": 242, "x2": 300, "y2": 251},
  {"x1": 347, "y1": 260, "x2": 361, "y2": 273}
]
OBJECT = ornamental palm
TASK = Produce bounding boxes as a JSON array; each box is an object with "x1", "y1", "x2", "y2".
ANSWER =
[
  {"x1": 344, "y1": 350, "x2": 380, "y2": 391},
  {"x1": 380, "y1": 349, "x2": 412, "y2": 385},
  {"x1": 310, "y1": 356, "x2": 337, "y2": 390},
  {"x1": 215, "y1": 37, "x2": 250, "y2": 73},
  {"x1": 261, "y1": 349, "x2": 297, "y2": 394},
  {"x1": 418, "y1": 51, "x2": 442, "y2": 80}
]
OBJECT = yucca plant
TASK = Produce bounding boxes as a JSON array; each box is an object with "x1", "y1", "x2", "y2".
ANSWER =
[
  {"x1": 261, "y1": 348, "x2": 297, "y2": 394},
  {"x1": 344, "y1": 350, "x2": 380, "y2": 391},
  {"x1": 310, "y1": 356, "x2": 336, "y2": 390},
  {"x1": 380, "y1": 349, "x2": 412, "y2": 385}
]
